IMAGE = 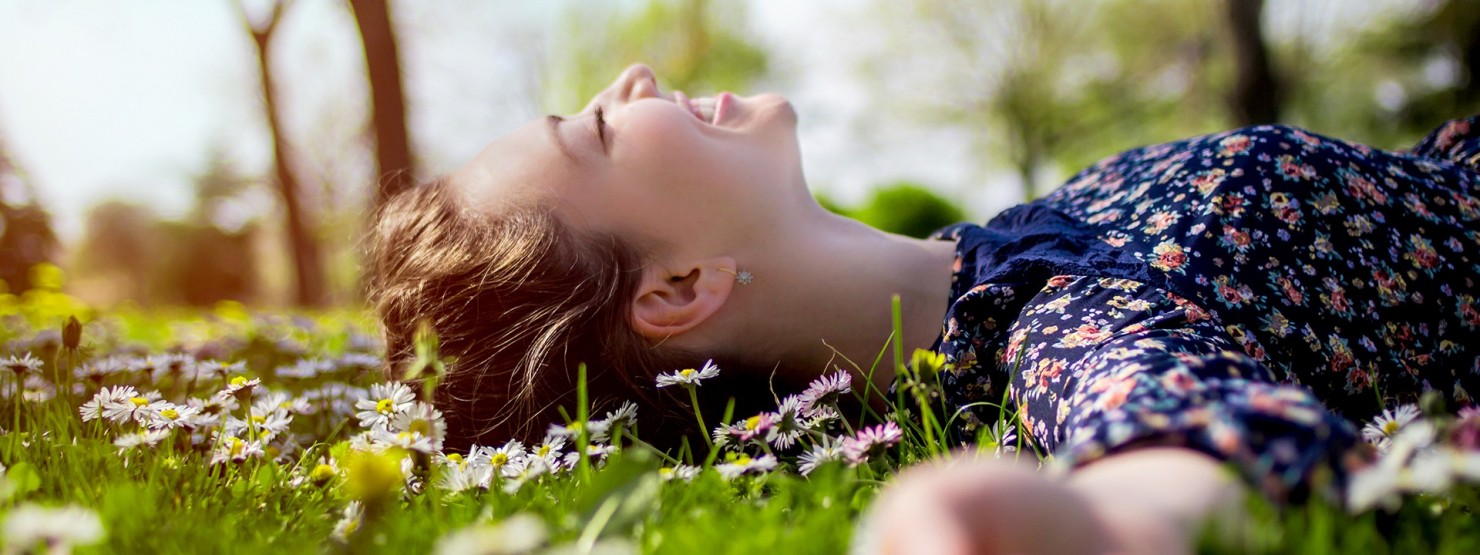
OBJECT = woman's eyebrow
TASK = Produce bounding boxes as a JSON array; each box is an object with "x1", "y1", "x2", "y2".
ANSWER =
[{"x1": 546, "y1": 115, "x2": 578, "y2": 164}]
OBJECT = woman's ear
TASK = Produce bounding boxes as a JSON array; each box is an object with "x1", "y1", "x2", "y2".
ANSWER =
[{"x1": 631, "y1": 256, "x2": 738, "y2": 342}]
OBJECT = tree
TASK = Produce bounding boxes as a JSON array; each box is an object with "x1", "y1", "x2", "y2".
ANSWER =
[
  {"x1": 1224, "y1": 0, "x2": 1282, "y2": 125},
  {"x1": 850, "y1": 182, "x2": 966, "y2": 239},
  {"x1": 239, "y1": 0, "x2": 327, "y2": 306},
  {"x1": 0, "y1": 131, "x2": 58, "y2": 294},
  {"x1": 348, "y1": 0, "x2": 416, "y2": 207},
  {"x1": 545, "y1": 0, "x2": 768, "y2": 113}
]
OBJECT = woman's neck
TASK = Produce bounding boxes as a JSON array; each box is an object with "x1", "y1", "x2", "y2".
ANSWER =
[{"x1": 728, "y1": 208, "x2": 959, "y2": 408}]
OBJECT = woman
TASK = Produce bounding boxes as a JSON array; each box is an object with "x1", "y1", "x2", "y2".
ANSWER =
[{"x1": 368, "y1": 63, "x2": 1480, "y2": 553}]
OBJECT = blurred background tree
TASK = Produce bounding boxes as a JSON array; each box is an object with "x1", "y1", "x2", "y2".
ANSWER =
[
  {"x1": 0, "y1": 130, "x2": 58, "y2": 294},
  {"x1": 544, "y1": 0, "x2": 769, "y2": 113},
  {"x1": 843, "y1": 182, "x2": 966, "y2": 239}
]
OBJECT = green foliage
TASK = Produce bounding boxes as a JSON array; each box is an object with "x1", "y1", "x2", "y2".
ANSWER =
[
  {"x1": 545, "y1": 0, "x2": 768, "y2": 114},
  {"x1": 847, "y1": 182, "x2": 966, "y2": 239}
]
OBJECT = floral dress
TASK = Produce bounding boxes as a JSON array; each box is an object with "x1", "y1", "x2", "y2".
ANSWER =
[{"x1": 922, "y1": 115, "x2": 1480, "y2": 504}]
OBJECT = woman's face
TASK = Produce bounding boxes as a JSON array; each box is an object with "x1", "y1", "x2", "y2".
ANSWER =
[{"x1": 453, "y1": 64, "x2": 807, "y2": 258}]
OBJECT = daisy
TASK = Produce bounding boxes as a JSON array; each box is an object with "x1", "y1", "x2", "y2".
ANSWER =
[
  {"x1": 355, "y1": 382, "x2": 416, "y2": 430},
  {"x1": 388, "y1": 401, "x2": 446, "y2": 451},
  {"x1": 216, "y1": 376, "x2": 261, "y2": 402},
  {"x1": 659, "y1": 464, "x2": 701, "y2": 482},
  {"x1": 798, "y1": 439, "x2": 845, "y2": 476},
  {"x1": 210, "y1": 434, "x2": 267, "y2": 465},
  {"x1": 148, "y1": 404, "x2": 202, "y2": 430},
  {"x1": 253, "y1": 390, "x2": 313, "y2": 417},
  {"x1": 80, "y1": 385, "x2": 138, "y2": 422},
  {"x1": 437, "y1": 456, "x2": 491, "y2": 494},
  {"x1": 103, "y1": 391, "x2": 168, "y2": 425},
  {"x1": 799, "y1": 370, "x2": 852, "y2": 416},
  {"x1": 433, "y1": 514, "x2": 547, "y2": 555},
  {"x1": 769, "y1": 395, "x2": 808, "y2": 449},
  {"x1": 2, "y1": 352, "x2": 43, "y2": 376},
  {"x1": 655, "y1": 359, "x2": 720, "y2": 388},
  {"x1": 715, "y1": 453, "x2": 778, "y2": 480},
  {"x1": 331, "y1": 501, "x2": 364, "y2": 543},
  {"x1": 371, "y1": 428, "x2": 438, "y2": 455},
  {"x1": 275, "y1": 357, "x2": 335, "y2": 379},
  {"x1": 74, "y1": 356, "x2": 127, "y2": 383},
  {"x1": 527, "y1": 436, "x2": 566, "y2": 469},
  {"x1": 546, "y1": 419, "x2": 611, "y2": 444},
  {"x1": 114, "y1": 429, "x2": 171, "y2": 452},
  {"x1": 470, "y1": 440, "x2": 527, "y2": 476},
  {"x1": 843, "y1": 422, "x2": 903, "y2": 465},
  {"x1": 2, "y1": 503, "x2": 105, "y2": 552},
  {"x1": 1361, "y1": 404, "x2": 1420, "y2": 451},
  {"x1": 597, "y1": 401, "x2": 639, "y2": 437}
]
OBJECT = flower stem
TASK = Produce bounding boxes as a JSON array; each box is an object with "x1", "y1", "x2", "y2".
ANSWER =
[{"x1": 686, "y1": 385, "x2": 711, "y2": 451}]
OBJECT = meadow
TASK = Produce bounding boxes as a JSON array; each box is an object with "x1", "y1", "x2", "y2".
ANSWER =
[{"x1": 4, "y1": 272, "x2": 1480, "y2": 554}]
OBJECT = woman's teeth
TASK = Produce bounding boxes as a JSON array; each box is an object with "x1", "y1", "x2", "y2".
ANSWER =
[{"x1": 693, "y1": 98, "x2": 716, "y2": 123}]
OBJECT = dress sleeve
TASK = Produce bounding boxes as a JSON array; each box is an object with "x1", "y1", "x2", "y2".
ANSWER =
[{"x1": 999, "y1": 275, "x2": 1372, "y2": 504}]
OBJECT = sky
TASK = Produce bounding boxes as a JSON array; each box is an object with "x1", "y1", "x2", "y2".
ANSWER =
[{"x1": 0, "y1": 0, "x2": 1416, "y2": 244}]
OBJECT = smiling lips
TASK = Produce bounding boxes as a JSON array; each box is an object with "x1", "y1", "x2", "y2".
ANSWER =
[{"x1": 672, "y1": 91, "x2": 733, "y2": 126}]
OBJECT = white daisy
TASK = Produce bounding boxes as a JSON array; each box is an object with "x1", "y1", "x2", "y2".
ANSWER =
[
  {"x1": 331, "y1": 501, "x2": 364, "y2": 543},
  {"x1": 2, "y1": 503, "x2": 104, "y2": 551},
  {"x1": 769, "y1": 395, "x2": 808, "y2": 449},
  {"x1": 210, "y1": 434, "x2": 267, "y2": 465},
  {"x1": 355, "y1": 382, "x2": 416, "y2": 430},
  {"x1": 843, "y1": 422, "x2": 903, "y2": 465},
  {"x1": 798, "y1": 439, "x2": 845, "y2": 476},
  {"x1": 114, "y1": 429, "x2": 171, "y2": 452},
  {"x1": 2, "y1": 352, "x2": 44, "y2": 375},
  {"x1": 432, "y1": 514, "x2": 547, "y2": 555},
  {"x1": 216, "y1": 376, "x2": 261, "y2": 402},
  {"x1": 799, "y1": 369, "x2": 852, "y2": 416},
  {"x1": 80, "y1": 385, "x2": 138, "y2": 423},
  {"x1": 655, "y1": 359, "x2": 720, "y2": 388},
  {"x1": 715, "y1": 453, "x2": 778, "y2": 480},
  {"x1": 388, "y1": 401, "x2": 446, "y2": 451},
  {"x1": 658, "y1": 464, "x2": 701, "y2": 482},
  {"x1": 148, "y1": 404, "x2": 202, "y2": 430},
  {"x1": 470, "y1": 440, "x2": 527, "y2": 476},
  {"x1": 1361, "y1": 404, "x2": 1420, "y2": 450}
]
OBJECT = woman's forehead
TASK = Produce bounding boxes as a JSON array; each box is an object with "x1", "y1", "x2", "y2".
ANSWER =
[{"x1": 450, "y1": 118, "x2": 577, "y2": 215}]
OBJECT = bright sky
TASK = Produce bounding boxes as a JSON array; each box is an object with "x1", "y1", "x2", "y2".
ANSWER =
[{"x1": 0, "y1": 0, "x2": 1415, "y2": 243}]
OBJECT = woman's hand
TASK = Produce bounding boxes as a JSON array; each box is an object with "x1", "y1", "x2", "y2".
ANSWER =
[{"x1": 856, "y1": 448, "x2": 1239, "y2": 554}]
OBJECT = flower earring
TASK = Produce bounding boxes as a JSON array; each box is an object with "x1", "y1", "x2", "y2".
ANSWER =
[{"x1": 718, "y1": 267, "x2": 753, "y2": 285}]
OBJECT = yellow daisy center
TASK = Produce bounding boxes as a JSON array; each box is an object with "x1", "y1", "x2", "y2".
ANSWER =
[
  {"x1": 446, "y1": 453, "x2": 463, "y2": 464},
  {"x1": 376, "y1": 399, "x2": 396, "y2": 415},
  {"x1": 679, "y1": 368, "x2": 696, "y2": 378},
  {"x1": 161, "y1": 408, "x2": 179, "y2": 420},
  {"x1": 1383, "y1": 420, "x2": 1400, "y2": 436},
  {"x1": 735, "y1": 454, "x2": 752, "y2": 465},
  {"x1": 310, "y1": 463, "x2": 336, "y2": 483},
  {"x1": 130, "y1": 397, "x2": 149, "y2": 407},
  {"x1": 745, "y1": 416, "x2": 762, "y2": 431},
  {"x1": 490, "y1": 453, "x2": 509, "y2": 466},
  {"x1": 408, "y1": 419, "x2": 432, "y2": 436},
  {"x1": 251, "y1": 415, "x2": 266, "y2": 424},
  {"x1": 537, "y1": 445, "x2": 552, "y2": 458},
  {"x1": 229, "y1": 437, "x2": 244, "y2": 456},
  {"x1": 230, "y1": 376, "x2": 248, "y2": 387}
]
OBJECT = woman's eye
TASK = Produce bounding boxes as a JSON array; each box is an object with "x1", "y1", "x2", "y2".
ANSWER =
[{"x1": 594, "y1": 106, "x2": 607, "y2": 148}]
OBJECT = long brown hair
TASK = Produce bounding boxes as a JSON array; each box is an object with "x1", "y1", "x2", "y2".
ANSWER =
[{"x1": 365, "y1": 178, "x2": 773, "y2": 451}]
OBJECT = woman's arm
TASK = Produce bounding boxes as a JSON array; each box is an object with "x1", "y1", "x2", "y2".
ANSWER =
[{"x1": 857, "y1": 447, "x2": 1244, "y2": 555}]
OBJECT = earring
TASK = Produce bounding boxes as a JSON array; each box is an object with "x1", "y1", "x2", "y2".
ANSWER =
[{"x1": 718, "y1": 267, "x2": 754, "y2": 285}]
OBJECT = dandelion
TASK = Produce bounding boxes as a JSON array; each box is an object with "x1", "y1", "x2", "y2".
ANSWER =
[
  {"x1": 3, "y1": 503, "x2": 105, "y2": 552},
  {"x1": 2, "y1": 352, "x2": 44, "y2": 376},
  {"x1": 715, "y1": 453, "x2": 778, "y2": 480},
  {"x1": 798, "y1": 439, "x2": 845, "y2": 476},
  {"x1": 799, "y1": 370, "x2": 851, "y2": 416},
  {"x1": 843, "y1": 422, "x2": 903, "y2": 465},
  {"x1": 1361, "y1": 404, "x2": 1420, "y2": 451},
  {"x1": 355, "y1": 382, "x2": 416, "y2": 430},
  {"x1": 114, "y1": 429, "x2": 171, "y2": 452},
  {"x1": 655, "y1": 359, "x2": 720, "y2": 388},
  {"x1": 659, "y1": 464, "x2": 701, "y2": 482}
]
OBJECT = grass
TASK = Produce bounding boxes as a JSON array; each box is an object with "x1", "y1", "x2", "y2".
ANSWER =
[{"x1": 2, "y1": 286, "x2": 1480, "y2": 554}]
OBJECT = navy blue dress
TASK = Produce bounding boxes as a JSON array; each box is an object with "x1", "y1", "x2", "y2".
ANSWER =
[{"x1": 921, "y1": 116, "x2": 1480, "y2": 503}]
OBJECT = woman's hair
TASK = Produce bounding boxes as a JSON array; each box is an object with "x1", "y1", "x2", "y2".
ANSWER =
[{"x1": 365, "y1": 178, "x2": 773, "y2": 451}]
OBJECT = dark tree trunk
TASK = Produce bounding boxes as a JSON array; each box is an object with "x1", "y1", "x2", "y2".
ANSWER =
[
  {"x1": 1225, "y1": 0, "x2": 1282, "y2": 125},
  {"x1": 241, "y1": 0, "x2": 328, "y2": 307},
  {"x1": 349, "y1": 0, "x2": 416, "y2": 207}
]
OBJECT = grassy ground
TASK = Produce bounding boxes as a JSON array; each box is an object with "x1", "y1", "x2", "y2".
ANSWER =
[{"x1": 3, "y1": 285, "x2": 1480, "y2": 554}]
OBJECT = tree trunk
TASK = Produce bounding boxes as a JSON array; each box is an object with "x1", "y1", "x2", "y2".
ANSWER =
[
  {"x1": 349, "y1": 0, "x2": 416, "y2": 208},
  {"x1": 1225, "y1": 0, "x2": 1281, "y2": 125},
  {"x1": 242, "y1": 0, "x2": 328, "y2": 307}
]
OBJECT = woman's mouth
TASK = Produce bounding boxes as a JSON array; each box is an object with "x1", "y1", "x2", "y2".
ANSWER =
[{"x1": 673, "y1": 91, "x2": 732, "y2": 126}]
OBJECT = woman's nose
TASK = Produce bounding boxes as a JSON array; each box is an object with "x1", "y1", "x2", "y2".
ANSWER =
[{"x1": 619, "y1": 63, "x2": 660, "y2": 101}]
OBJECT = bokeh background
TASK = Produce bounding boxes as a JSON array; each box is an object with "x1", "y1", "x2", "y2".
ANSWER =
[{"x1": 0, "y1": 0, "x2": 1475, "y2": 309}]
